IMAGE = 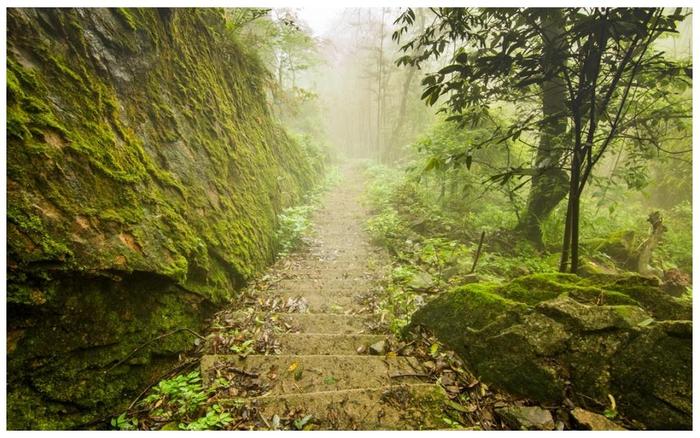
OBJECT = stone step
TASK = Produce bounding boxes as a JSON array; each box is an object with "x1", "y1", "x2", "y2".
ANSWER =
[
  {"x1": 275, "y1": 333, "x2": 386, "y2": 355},
  {"x1": 201, "y1": 354, "x2": 427, "y2": 395},
  {"x1": 307, "y1": 244, "x2": 372, "y2": 251},
  {"x1": 226, "y1": 384, "x2": 448, "y2": 430},
  {"x1": 309, "y1": 231, "x2": 368, "y2": 238},
  {"x1": 273, "y1": 272, "x2": 375, "y2": 281},
  {"x1": 267, "y1": 278, "x2": 373, "y2": 292},
  {"x1": 303, "y1": 253, "x2": 376, "y2": 265},
  {"x1": 307, "y1": 236, "x2": 370, "y2": 245},
  {"x1": 273, "y1": 266, "x2": 380, "y2": 278},
  {"x1": 258, "y1": 291, "x2": 366, "y2": 313},
  {"x1": 222, "y1": 311, "x2": 378, "y2": 334}
]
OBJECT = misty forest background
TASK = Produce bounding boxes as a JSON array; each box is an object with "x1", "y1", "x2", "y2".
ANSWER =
[{"x1": 254, "y1": 7, "x2": 692, "y2": 283}]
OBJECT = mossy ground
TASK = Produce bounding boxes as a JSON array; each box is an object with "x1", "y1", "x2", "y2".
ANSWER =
[{"x1": 7, "y1": 8, "x2": 323, "y2": 429}]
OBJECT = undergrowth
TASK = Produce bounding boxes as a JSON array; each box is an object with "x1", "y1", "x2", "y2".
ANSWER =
[
  {"x1": 274, "y1": 165, "x2": 341, "y2": 257},
  {"x1": 363, "y1": 158, "x2": 692, "y2": 335},
  {"x1": 111, "y1": 371, "x2": 233, "y2": 431}
]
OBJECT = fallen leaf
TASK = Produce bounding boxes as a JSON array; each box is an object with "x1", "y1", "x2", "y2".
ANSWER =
[{"x1": 288, "y1": 362, "x2": 298, "y2": 373}]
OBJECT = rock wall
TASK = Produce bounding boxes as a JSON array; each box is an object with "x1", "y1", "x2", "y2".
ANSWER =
[{"x1": 6, "y1": 8, "x2": 322, "y2": 429}]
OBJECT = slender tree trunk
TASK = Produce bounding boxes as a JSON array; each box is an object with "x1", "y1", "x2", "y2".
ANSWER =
[
  {"x1": 637, "y1": 212, "x2": 665, "y2": 276},
  {"x1": 277, "y1": 54, "x2": 284, "y2": 89},
  {"x1": 386, "y1": 11, "x2": 425, "y2": 163},
  {"x1": 559, "y1": 192, "x2": 573, "y2": 271},
  {"x1": 570, "y1": 149, "x2": 581, "y2": 273},
  {"x1": 376, "y1": 8, "x2": 386, "y2": 160},
  {"x1": 517, "y1": 8, "x2": 569, "y2": 246},
  {"x1": 386, "y1": 63, "x2": 417, "y2": 160}
]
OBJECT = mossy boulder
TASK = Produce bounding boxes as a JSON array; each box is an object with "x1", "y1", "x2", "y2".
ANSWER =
[
  {"x1": 7, "y1": 8, "x2": 322, "y2": 429},
  {"x1": 585, "y1": 230, "x2": 639, "y2": 270},
  {"x1": 612, "y1": 321, "x2": 692, "y2": 430},
  {"x1": 409, "y1": 273, "x2": 691, "y2": 430}
]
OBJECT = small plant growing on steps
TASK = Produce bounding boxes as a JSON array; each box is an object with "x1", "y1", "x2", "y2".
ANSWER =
[
  {"x1": 180, "y1": 404, "x2": 233, "y2": 430},
  {"x1": 140, "y1": 371, "x2": 209, "y2": 417},
  {"x1": 111, "y1": 412, "x2": 138, "y2": 430},
  {"x1": 275, "y1": 205, "x2": 314, "y2": 256}
]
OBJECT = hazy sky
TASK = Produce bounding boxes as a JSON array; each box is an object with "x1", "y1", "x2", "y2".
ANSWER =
[{"x1": 296, "y1": 8, "x2": 343, "y2": 37}]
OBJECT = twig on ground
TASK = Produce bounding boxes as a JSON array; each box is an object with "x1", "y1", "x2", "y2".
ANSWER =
[
  {"x1": 106, "y1": 328, "x2": 206, "y2": 373},
  {"x1": 389, "y1": 372, "x2": 431, "y2": 379}
]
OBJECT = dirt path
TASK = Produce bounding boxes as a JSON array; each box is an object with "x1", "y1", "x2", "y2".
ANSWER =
[{"x1": 200, "y1": 162, "x2": 447, "y2": 430}]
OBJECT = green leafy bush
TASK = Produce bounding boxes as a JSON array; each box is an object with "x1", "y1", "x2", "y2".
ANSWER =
[
  {"x1": 141, "y1": 371, "x2": 209, "y2": 416},
  {"x1": 275, "y1": 205, "x2": 314, "y2": 256}
]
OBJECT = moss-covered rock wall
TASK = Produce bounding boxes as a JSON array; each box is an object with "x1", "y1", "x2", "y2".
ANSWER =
[{"x1": 6, "y1": 8, "x2": 321, "y2": 429}]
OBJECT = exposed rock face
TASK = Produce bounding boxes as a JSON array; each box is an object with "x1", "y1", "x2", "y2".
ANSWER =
[
  {"x1": 409, "y1": 273, "x2": 692, "y2": 430},
  {"x1": 571, "y1": 407, "x2": 626, "y2": 430},
  {"x1": 7, "y1": 8, "x2": 321, "y2": 429},
  {"x1": 495, "y1": 405, "x2": 555, "y2": 430}
]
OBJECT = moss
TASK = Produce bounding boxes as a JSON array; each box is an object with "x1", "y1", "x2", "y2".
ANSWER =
[
  {"x1": 612, "y1": 323, "x2": 692, "y2": 429},
  {"x1": 584, "y1": 230, "x2": 638, "y2": 269},
  {"x1": 7, "y1": 271, "x2": 215, "y2": 429},
  {"x1": 409, "y1": 283, "x2": 527, "y2": 358},
  {"x1": 494, "y1": 273, "x2": 576, "y2": 304},
  {"x1": 6, "y1": 7, "x2": 323, "y2": 430},
  {"x1": 411, "y1": 272, "x2": 691, "y2": 429},
  {"x1": 115, "y1": 8, "x2": 138, "y2": 30}
]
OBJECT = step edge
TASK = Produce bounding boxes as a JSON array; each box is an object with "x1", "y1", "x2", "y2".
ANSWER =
[{"x1": 216, "y1": 383, "x2": 442, "y2": 403}]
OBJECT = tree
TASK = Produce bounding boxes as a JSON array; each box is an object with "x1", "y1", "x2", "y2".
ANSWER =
[
  {"x1": 515, "y1": 9, "x2": 569, "y2": 245},
  {"x1": 394, "y1": 7, "x2": 691, "y2": 273},
  {"x1": 226, "y1": 9, "x2": 319, "y2": 94}
]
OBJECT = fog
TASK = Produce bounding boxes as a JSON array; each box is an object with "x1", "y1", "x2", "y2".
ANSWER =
[{"x1": 245, "y1": 6, "x2": 692, "y2": 218}]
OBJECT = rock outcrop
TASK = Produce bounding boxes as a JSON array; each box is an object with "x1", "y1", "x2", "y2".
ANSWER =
[
  {"x1": 7, "y1": 8, "x2": 322, "y2": 429},
  {"x1": 409, "y1": 273, "x2": 692, "y2": 430}
]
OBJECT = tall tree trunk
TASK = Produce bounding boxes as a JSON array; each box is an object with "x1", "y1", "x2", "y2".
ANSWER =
[
  {"x1": 559, "y1": 191, "x2": 573, "y2": 271},
  {"x1": 569, "y1": 148, "x2": 581, "y2": 273},
  {"x1": 385, "y1": 11, "x2": 425, "y2": 164},
  {"x1": 376, "y1": 8, "x2": 386, "y2": 160},
  {"x1": 517, "y1": 9, "x2": 569, "y2": 246},
  {"x1": 385, "y1": 66, "x2": 416, "y2": 161}
]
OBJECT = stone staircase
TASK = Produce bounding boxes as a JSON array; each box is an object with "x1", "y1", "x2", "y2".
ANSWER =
[{"x1": 198, "y1": 164, "x2": 448, "y2": 430}]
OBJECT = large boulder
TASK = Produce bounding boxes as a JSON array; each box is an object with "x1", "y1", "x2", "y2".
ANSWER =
[{"x1": 408, "y1": 273, "x2": 692, "y2": 430}]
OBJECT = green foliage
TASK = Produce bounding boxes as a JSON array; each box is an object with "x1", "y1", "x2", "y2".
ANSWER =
[
  {"x1": 129, "y1": 370, "x2": 238, "y2": 430},
  {"x1": 293, "y1": 414, "x2": 314, "y2": 430},
  {"x1": 395, "y1": 7, "x2": 691, "y2": 271},
  {"x1": 111, "y1": 412, "x2": 138, "y2": 430},
  {"x1": 229, "y1": 339, "x2": 255, "y2": 355},
  {"x1": 275, "y1": 205, "x2": 314, "y2": 256},
  {"x1": 381, "y1": 283, "x2": 421, "y2": 336},
  {"x1": 141, "y1": 371, "x2": 208, "y2": 417},
  {"x1": 366, "y1": 208, "x2": 407, "y2": 246},
  {"x1": 180, "y1": 404, "x2": 233, "y2": 431},
  {"x1": 274, "y1": 165, "x2": 340, "y2": 257},
  {"x1": 658, "y1": 201, "x2": 692, "y2": 274}
]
